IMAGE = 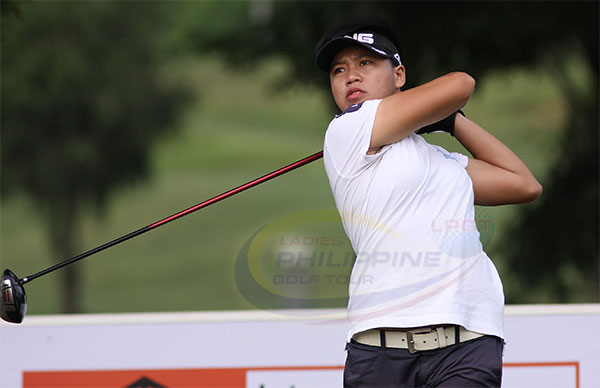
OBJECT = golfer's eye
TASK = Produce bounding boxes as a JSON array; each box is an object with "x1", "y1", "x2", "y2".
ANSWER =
[
  {"x1": 360, "y1": 59, "x2": 372, "y2": 66},
  {"x1": 332, "y1": 66, "x2": 345, "y2": 75}
]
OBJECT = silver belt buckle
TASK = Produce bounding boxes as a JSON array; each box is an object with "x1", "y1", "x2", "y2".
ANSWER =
[{"x1": 406, "y1": 328, "x2": 432, "y2": 354}]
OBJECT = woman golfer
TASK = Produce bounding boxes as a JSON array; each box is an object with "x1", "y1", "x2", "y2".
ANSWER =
[{"x1": 316, "y1": 19, "x2": 542, "y2": 387}]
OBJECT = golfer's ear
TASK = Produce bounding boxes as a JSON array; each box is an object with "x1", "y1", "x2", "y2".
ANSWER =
[{"x1": 394, "y1": 65, "x2": 406, "y2": 89}]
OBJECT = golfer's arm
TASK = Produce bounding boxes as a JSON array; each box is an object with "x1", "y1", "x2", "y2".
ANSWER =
[
  {"x1": 455, "y1": 114, "x2": 542, "y2": 205},
  {"x1": 370, "y1": 72, "x2": 475, "y2": 151}
]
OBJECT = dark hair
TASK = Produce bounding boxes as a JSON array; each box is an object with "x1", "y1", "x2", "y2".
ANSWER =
[{"x1": 315, "y1": 18, "x2": 403, "y2": 61}]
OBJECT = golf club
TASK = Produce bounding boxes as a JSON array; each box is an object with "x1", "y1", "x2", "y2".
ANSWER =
[{"x1": 1, "y1": 150, "x2": 324, "y2": 324}]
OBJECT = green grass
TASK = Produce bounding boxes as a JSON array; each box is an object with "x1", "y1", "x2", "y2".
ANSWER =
[{"x1": 0, "y1": 56, "x2": 569, "y2": 315}]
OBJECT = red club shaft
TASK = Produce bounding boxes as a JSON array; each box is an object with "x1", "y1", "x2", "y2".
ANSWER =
[
  {"x1": 21, "y1": 151, "x2": 324, "y2": 284},
  {"x1": 149, "y1": 151, "x2": 323, "y2": 228}
]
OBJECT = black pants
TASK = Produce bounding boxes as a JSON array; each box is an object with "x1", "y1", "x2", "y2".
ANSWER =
[{"x1": 344, "y1": 335, "x2": 504, "y2": 388}]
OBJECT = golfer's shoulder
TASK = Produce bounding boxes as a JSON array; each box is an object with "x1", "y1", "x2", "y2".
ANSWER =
[
  {"x1": 327, "y1": 100, "x2": 381, "y2": 135},
  {"x1": 324, "y1": 100, "x2": 382, "y2": 166},
  {"x1": 335, "y1": 100, "x2": 381, "y2": 120},
  {"x1": 335, "y1": 102, "x2": 367, "y2": 119}
]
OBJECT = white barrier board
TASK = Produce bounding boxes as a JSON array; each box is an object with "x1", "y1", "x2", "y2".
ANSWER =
[{"x1": 1, "y1": 305, "x2": 599, "y2": 387}]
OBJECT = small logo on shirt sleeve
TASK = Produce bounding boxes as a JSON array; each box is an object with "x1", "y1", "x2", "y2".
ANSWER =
[
  {"x1": 335, "y1": 102, "x2": 364, "y2": 118},
  {"x1": 434, "y1": 146, "x2": 459, "y2": 163}
]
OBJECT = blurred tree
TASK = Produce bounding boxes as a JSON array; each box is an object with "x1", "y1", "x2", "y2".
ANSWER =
[
  {"x1": 177, "y1": 0, "x2": 598, "y2": 302},
  {"x1": 503, "y1": 56, "x2": 599, "y2": 303},
  {"x1": 1, "y1": 0, "x2": 21, "y2": 18},
  {"x1": 1, "y1": 2, "x2": 188, "y2": 313}
]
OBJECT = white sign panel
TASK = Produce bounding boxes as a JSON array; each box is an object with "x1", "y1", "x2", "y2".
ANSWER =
[{"x1": 1, "y1": 305, "x2": 598, "y2": 387}]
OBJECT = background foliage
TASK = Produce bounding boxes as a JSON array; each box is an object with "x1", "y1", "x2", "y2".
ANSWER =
[
  {"x1": 1, "y1": 1, "x2": 598, "y2": 315},
  {"x1": 1, "y1": 1, "x2": 189, "y2": 312}
]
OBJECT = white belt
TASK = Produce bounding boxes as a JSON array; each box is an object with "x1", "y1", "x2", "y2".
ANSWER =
[{"x1": 352, "y1": 326, "x2": 484, "y2": 354}]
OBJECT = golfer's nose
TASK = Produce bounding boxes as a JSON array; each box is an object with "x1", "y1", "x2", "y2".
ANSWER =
[{"x1": 346, "y1": 66, "x2": 361, "y2": 85}]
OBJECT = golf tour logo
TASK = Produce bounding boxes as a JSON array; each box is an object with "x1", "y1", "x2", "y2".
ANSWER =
[
  {"x1": 234, "y1": 208, "x2": 495, "y2": 316},
  {"x1": 234, "y1": 209, "x2": 353, "y2": 310},
  {"x1": 431, "y1": 207, "x2": 495, "y2": 257}
]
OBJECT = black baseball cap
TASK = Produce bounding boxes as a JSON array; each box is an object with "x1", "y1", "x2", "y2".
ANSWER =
[{"x1": 316, "y1": 31, "x2": 402, "y2": 73}]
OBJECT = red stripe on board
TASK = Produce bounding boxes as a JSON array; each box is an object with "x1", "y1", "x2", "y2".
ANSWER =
[
  {"x1": 23, "y1": 365, "x2": 342, "y2": 388},
  {"x1": 504, "y1": 361, "x2": 580, "y2": 388},
  {"x1": 23, "y1": 368, "x2": 247, "y2": 388},
  {"x1": 23, "y1": 362, "x2": 579, "y2": 388}
]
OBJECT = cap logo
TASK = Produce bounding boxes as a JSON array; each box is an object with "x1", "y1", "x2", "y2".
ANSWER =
[{"x1": 345, "y1": 32, "x2": 374, "y2": 45}]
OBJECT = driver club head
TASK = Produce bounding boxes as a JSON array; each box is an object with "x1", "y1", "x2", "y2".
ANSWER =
[{"x1": 1, "y1": 269, "x2": 27, "y2": 324}]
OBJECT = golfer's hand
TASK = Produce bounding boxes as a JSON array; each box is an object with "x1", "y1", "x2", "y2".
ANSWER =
[{"x1": 416, "y1": 111, "x2": 464, "y2": 136}]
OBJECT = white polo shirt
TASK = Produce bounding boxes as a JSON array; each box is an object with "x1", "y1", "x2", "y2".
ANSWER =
[{"x1": 323, "y1": 99, "x2": 504, "y2": 342}]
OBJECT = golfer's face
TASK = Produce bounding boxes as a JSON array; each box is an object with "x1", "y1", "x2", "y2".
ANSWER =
[{"x1": 329, "y1": 45, "x2": 403, "y2": 112}]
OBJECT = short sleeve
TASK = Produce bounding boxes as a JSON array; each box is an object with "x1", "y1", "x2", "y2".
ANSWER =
[
  {"x1": 323, "y1": 99, "x2": 387, "y2": 179},
  {"x1": 429, "y1": 144, "x2": 469, "y2": 169},
  {"x1": 450, "y1": 152, "x2": 469, "y2": 168}
]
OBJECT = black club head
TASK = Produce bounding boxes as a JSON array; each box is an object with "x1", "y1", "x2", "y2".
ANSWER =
[{"x1": 1, "y1": 269, "x2": 27, "y2": 324}]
